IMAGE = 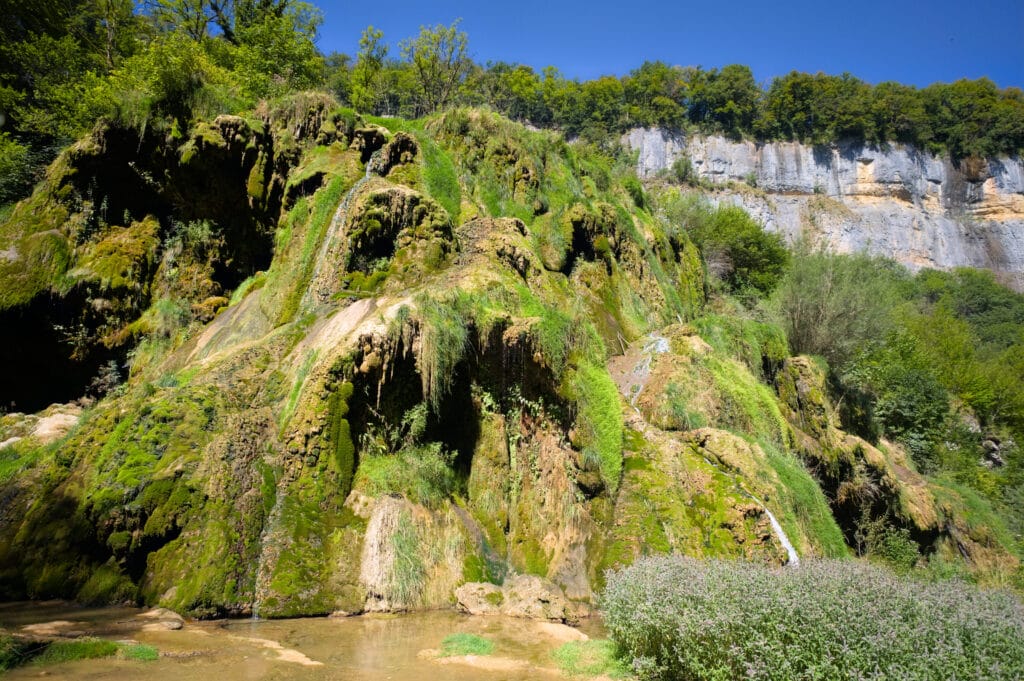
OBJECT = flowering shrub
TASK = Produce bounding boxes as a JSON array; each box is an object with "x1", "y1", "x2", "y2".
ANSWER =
[{"x1": 603, "y1": 557, "x2": 1024, "y2": 680}]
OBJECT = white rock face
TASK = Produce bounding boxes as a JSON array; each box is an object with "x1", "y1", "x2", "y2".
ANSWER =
[{"x1": 623, "y1": 128, "x2": 1024, "y2": 290}]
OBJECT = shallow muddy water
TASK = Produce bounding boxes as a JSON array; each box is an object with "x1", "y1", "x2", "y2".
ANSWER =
[{"x1": 0, "y1": 602, "x2": 607, "y2": 680}]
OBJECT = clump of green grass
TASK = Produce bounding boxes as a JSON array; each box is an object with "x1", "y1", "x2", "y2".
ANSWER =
[
  {"x1": 1, "y1": 637, "x2": 160, "y2": 670},
  {"x1": 390, "y1": 510, "x2": 426, "y2": 608},
  {"x1": 439, "y1": 633, "x2": 494, "y2": 657},
  {"x1": 552, "y1": 640, "x2": 632, "y2": 678},
  {"x1": 119, "y1": 644, "x2": 159, "y2": 661},
  {"x1": 31, "y1": 638, "x2": 120, "y2": 665},
  {"x1": 0, "y1": 635, "x2": 37, "y2": 670},
  {"x1": 410, "y1": 294, "x2": 471, "y2": 413},
  {"x1": 356, "y1": 442, "x2": 457, "y2": 507}
]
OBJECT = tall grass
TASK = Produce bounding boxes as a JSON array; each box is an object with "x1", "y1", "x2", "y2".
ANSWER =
[{"x1": 413, "y1": 294, "x2": 471, "y2": 413}]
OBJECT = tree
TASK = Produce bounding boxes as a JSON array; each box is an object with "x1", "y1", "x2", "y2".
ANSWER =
[
  {"x1": 141, "y1": 0, "x2": 291, "y2": 43},
  {"x1": 232, "y1": 3, "x2": 324, "y2": 99},
  {"x1": 624, "y1": 61, "x2": 687, "y2": 129},
  {"x1": 870, "y1": 81, "x2": 931, "y2": 147},
  {"x1": 399, "y1": 19, "x2": 470, "y2": 115},
  {"x1": 0, "y1": 0, "x2": 140, "y2": 134},
  {"x1": 324, "y1": 51, "x2": 351, "y2": 104},
  {"x1": 350, "y1": 25, "x2": 386, "y2": 113}
]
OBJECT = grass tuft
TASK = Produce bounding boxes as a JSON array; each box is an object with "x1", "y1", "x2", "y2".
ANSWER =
[
  {"x1": 439, "y1": 633, "x2": 494, "y2": 657},
  {"x1": 552, "y1": 640, "x2": 632, "y2": 678}
]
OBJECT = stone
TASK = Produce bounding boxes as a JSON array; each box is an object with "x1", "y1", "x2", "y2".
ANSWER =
[
  {"x1": 137, "y1": 607, "x2": 185, "y2": 631},
  {"x1": 454, "y1": 582, "x2": 504, "y2": 615},
  {"x1": 455, "y1": 575, "x2": 577, "y2": 622},
  {"x1": 499, "y1": 574, "x2": 573, "y2": 622}
]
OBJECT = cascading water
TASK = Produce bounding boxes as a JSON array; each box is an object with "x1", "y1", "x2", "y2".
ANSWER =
[
  {"x1": 251, "y1": 482, "x2": 287, "y2": 619},
  {"x1": 300, "y1": 148, "x2": 384, "y2": 312},
  {"x1": 614, "y1": 333, "x2": 800, "y2": 567}
]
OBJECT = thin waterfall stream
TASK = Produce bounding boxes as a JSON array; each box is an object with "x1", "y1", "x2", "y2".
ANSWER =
[{"x1": 300, "y1": 148, "x2": 383, "y2": 312}]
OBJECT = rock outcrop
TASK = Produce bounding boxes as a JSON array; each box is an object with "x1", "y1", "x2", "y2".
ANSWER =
[{"x1": 625, "y1": 128, "x2": 1024, "y2": 290}]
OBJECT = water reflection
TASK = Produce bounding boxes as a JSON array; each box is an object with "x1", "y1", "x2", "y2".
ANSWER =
[{"x1": 0, "y1": 602, "x2": 606, "y2": 680}]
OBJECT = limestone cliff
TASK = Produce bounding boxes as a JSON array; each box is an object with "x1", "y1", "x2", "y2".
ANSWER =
[{"x1": 625, "y1": 128, "x2": 1024, "y2": 290}]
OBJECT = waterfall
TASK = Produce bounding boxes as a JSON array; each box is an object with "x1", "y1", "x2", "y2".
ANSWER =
[
  {"x1": 614, "y1": 333, "x2": 800, "y2": 567},
  {"x1": 251, "y1": 480, "x2": 287, "y2": 619},
  {"x1": 751, "y1": 496, "x2": 801, "y2": 566}
]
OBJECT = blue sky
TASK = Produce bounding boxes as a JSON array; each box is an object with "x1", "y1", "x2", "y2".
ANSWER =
[{"x1": 315, "y1": 0, "x2": 1024, "y2": 89}]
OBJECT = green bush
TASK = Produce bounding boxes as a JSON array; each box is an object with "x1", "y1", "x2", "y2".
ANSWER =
[
  {"x1": 356, "y1": 442, "x2": 457, "y2": 507},
  {"x1": 662, "y1": 194, "x2": 787, "y2": 297},
  {"x1": 604, "y1": 556, "x2": 1024, "y2": 681},
  {"x1": 0, "y1": 133, "x2": 31, "y2": 205},
  {"x1": 843, "y1": 330, "x2": 950, "y2": 471},
  {"x1": 771, "y1": 246, "x2": 908, "y2": 370}
]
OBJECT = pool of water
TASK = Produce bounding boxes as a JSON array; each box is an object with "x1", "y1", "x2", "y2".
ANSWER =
[{"x1": 0, "y1": 602, "x2": 607, "y2": 680}]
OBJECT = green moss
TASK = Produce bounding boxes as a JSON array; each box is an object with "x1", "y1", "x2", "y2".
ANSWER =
[
  {"x1": 280, "y1": 349, "x2": 318, "y2": 430},
  {"x1": 0, "y1": 228, "x2": 72, "y2": 308},
  {"x1": 462, "y1": 552, "x2": 486, "y2": 583},
  {"x1": 564, "y1": 362, "x2": 623, "y2": 492},
  {"x1": 228, "y1": 271, "x2": 267, "y2": 305},
  {"x1": 518, "y1": 532, "x2": 550, "y2": 577},
  {"x1": 77, "y1": 560, "x2": 136, "y2": 604},
  {"x1": 328, "y1": 381, "x2": 356, "y2": 495},
  {"x1": 72, "y1": 218, "x2": 160, "y2": 293},
  {"x1": 0, "y1": 441, "x2": 45, "y2": 485},
  {"x1": 259, "y1": 164, "x2": 358, "y2": 325},
  {"x1": 693, "y1": 352, "x2": 789, "y2": 447}
]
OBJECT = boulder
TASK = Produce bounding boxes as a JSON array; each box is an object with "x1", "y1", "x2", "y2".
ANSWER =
[
  {"x1": 456, "y1": 575, "x2": 576, "y2": 622},
  {"x1": 454, "y1": 582, "x2": 503, "y2": 615}
]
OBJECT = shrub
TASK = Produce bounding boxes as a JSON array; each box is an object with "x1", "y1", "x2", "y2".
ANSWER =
[
  {"x1": 604, "y1": 556, "x2": 1024, "y2": 681},
  {"x1": 355, "y1": 441, "x2": 457, "y2": 507},
  {"x1": 771, "y1": 246, "x2": 908, "y2": 370},
  {"x1": 842, "y1": 330, "x2": 950, "y2": 471},
  {"x1": 0, "y1": 133, "x2": 31, "y2": 205},
  {"x1": 662, "y1": 194, "x2": 788, "y2": 297}
]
